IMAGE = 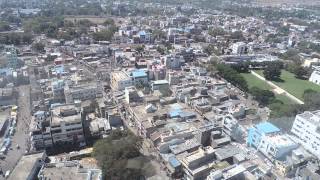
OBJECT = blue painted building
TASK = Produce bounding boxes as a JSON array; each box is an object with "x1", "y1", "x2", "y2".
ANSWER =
[
  {"x1": 130, "y1": 69, "x2": 148, "y2": 86},
  {"x1": 247, "y1": 122, "x2": 280, "y2": 148}
]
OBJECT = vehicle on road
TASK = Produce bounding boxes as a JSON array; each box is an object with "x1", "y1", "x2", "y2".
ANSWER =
[{"x1": 4, "y1": 170, "x2": 10, "y2": 178}]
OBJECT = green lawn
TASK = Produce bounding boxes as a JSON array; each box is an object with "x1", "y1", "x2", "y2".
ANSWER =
[
  {"x1": 255, "y1": 70, "x2": 320, "y2": 100},
  {"x1": 241, "y1": 73, "x2": 272, "y2": 90},
  {"x1": 241, "y1": 72, "x2": 296, "y2": 105}
]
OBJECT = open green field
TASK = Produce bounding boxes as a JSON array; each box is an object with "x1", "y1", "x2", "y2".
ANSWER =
[
  {"x1": 255, "y1": 70, "x2": 320, "y2": 101},
  {"x1": 241, "y1": 72, "x2": 296, "y2": 105}
]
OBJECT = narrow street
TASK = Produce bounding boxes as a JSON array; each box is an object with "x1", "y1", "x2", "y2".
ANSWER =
[{"x1": 0, "y1": 85, "x2": 31, "y2": 179}]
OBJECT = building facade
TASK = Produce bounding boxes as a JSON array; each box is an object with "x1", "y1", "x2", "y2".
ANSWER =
[{"x1": 291, "y1": 111, "x2": 320, "y2": 158}]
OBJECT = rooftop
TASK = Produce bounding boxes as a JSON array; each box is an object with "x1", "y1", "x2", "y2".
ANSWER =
[
  {"x1": 255, "y1": 122, "x2": 280, "y2": 134},
  {"x1": 131, "y1": 69, "x2": 147, "y2": 78},
  {"x1": 51, "y1": 104, "x2": 81, "y2": 125},
  {"x1": 38, "y1": 161, "x2": 102, "y2": 180},
  {"x1": 8, "y1": 152, "x2": 46, "y2": 180}
]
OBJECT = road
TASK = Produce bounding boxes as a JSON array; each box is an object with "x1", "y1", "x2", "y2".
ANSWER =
[
  {"x1": 0, "y1": 85, "x2": 31, "y2": 179},
  {"x1": 251, "y1": 71, "x2": 304, "y2": 104}
]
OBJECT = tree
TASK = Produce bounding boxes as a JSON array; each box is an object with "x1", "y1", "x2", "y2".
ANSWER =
[
  {"x1": 208, "y1": 27, "x2": 226, "y2": 37},
  {"x1": 0, "y1": 21, "x2": 10, "y2": 32},
  {"x1": 92, "y1": 30, "x2": 114, "y2": 41},
  {"x1": 204, "y1": 44, "x2": 221, "y2": 56},
  {"x1": 230, "y1": 63, "x2": 249, "y2": 73},
  {"x1": 249, "y1": 87, "x2": 275, "y2": 106},
  {"x1": 230, "y1": 31, "x2": 244, "y2": 40},
  {"x1": 263, "y1": 63, "x2": 282, "y2": 81},
  {"x1": 156, "y1": 46, "x2": 165, "y2": 55},
  {"x1": 93, "y1": 130, "x2": 147, "y2": 179},
  {"x1": 32, "y1": 42, "x2": 45, "y2": 53},
  {"x1": 135, "y1": 45, "x2": 144, "y2": 54},
  {"x1": 294, "y1": 66, "x2": 309, "y2": 79},
  {"x1": 303, "y1": 89, "x2": 320, "y2": 111},
  {"x1": 103, "y1": 18, "x2": 115, "y2": 26},
  {"x1": 216, "y1": 64, "x2": 248, "y2": 91}
]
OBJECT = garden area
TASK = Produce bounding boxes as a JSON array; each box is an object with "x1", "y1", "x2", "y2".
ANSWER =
[
  {"x1": 255, "y1": 70, "x2": 320, "y2": 101},
  {"x1": 241, "y1": 72, "x2": 295, "y2": 105}
]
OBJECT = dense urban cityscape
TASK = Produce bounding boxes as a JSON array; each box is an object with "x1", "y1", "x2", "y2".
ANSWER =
[{"x1": 0, "y1": 0, "x2": 320, "y2": 179}]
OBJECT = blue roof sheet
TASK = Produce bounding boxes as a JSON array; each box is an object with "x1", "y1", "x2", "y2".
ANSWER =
[
  {"x1": 168, "y1": 156, "x2": 181, "y2": 168},
  {"x1": 0, "y1": 68, "x2": 12, "y2": 76},
  {"x1": 132, "y1": 70, "x2": 147, "y2": 78},
  {"x1": 169, "y1": 109, "x2": 182, "y2": 118},
  {"x1": 54, "y1": 65, "x2": 65, "y2": 74},
  {"x1": 139, "y1": 31, "x2": 146, "y2": 36},
  {"x1": 256, "y1": 122, "x2": 280, "y2": 134}
]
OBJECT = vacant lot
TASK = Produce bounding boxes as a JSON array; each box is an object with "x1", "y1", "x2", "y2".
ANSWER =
[
  {"x1": 255, "y1": 70, "x2": 320, "y2": 101},
  {"x1": 241, "y1": 72, "x2": 295, "y2": 105}
]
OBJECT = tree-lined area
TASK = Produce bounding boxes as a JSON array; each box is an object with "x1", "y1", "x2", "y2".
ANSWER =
[{"x1": 92, "y1": 130, "x2": 155, "y2": 179}]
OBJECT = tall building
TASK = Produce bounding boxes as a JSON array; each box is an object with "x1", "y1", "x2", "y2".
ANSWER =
[
  {"x1": 50, "y1": 105, "x2": 85, "y2": 146},
  {"x1": 291, "y1": 110, "x2": 320, "y2": 158}
]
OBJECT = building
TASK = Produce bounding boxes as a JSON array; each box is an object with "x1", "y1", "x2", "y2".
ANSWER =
[
  {"x1": 291, "y1": 110, "x2": 320, "y2": 158},
  {"x1": 247, "y1": 122, "x2": 280, "y2": 148},
  {"x1": 130, "y1": 69, "x2": 148, "y2": 86},
  {"x1": 180, "y1": 146, "x2": 216, "y2": 180},
  {"x1": 164, "y1": 54, "x2": 185, "y2": 70},
  {"x1": 111, "y1": 71, "x2": 132, "y2": 90},
  {"x1": 37, "y1": 160, "x2": 102, "y2": 180},
  {"x1": 64, "y1": 82, "x2": 102, "y2": 104},
  {"x1": 231, "y1": 42, "x2": 246, "y2": 55},
  {"x1": 0, "y1": 87, "x2": 15, "y2": 106},
  {"x1": 52, "y1": 79, "x2": 65, "y2": 102},
  {"x1": 8, "y1": 152, "x2": 46, "y2": 180},
  {"x1": 309, "y1": 69, "x2": 320, "y2": 85},
  {"x1": 50, "y1": 104, "x2": 85, "y2": 146},
  {"x1": 258, "y1": 134, "x2": 298, "y2": 160},
  {"x1": 151, "y1": 80, "x2": 170, "y2": 92}
]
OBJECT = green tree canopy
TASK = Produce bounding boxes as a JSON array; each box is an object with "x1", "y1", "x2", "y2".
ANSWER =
[
  {"x1": 263, "y1": 63, "x2": 282, "y2": 81},
  {"x1": 93, "y1": 130, "x2": 147, "y2": 179}
]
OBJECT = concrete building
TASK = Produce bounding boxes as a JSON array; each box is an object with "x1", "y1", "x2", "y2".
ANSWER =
[
  {"x1": 111, "y1": 71, "x2": 132, "y2": 90},
  {"x1": 130, "y1": 69, "x2": 148, "y2": 86},
  {"x1": 151, "y1": 80, "x2": 170, "y2": 95},
  {"x1": 258, "y1": 134, "x2": 298, "y2": 160},
  {"x1": 309, "y1": 69, "x2": 320, "y2": 85},
  {"x1": 231, "y1": 42, "x2": 246, "y2": 55},
  {"x1": 52, "y1": 79, "x2": 65, "y2": 102},
  {"x1": 37, "y1": 161, "x2": 102, "y2": 180},
  {"x1": 50, "y1": 104, "x2": 85, "y2": 146},
  {"x1": 164, "y1": 54, "x2": 185, "y2": 70},
  {"x1": 8, "y1": 152, "x2": 46, "y2": 180},
  {"x1": 180, "y1": 146, "x2": 216, "y2": 180},
  {"x1": 0, "y1": 87, "x2": 15, "y2": 106},
  {"x1": 247, "y1": 122, "x2": 280, "y2": 148},
  {"x1": 291, "y1": 110, "x2": 320, "y2": 158},
  {"x1": 64, "y1": 82, "x2": 102, "y2": 104}
]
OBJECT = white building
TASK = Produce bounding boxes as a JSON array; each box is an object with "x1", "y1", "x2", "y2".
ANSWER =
[
  {"x1": 309, "y1": 69, "x2": 320, "y2": 85},
  {"x1": 258, "y1": 134, "x2": 298, "y2": 160},
  {"x1": 231, "y1": 42, "x2": 246, "y2": 55},
  {"x1": 291, "y1": 110, "x2": 320, "y2": 158}
]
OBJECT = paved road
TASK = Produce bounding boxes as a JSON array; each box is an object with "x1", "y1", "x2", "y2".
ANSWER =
[
  {"x1": 251, "y1": 71, "x2": 304, "y2": 104},
  {"x1": 0, "y1": 85, "x2": 31, "y2": 179}
]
